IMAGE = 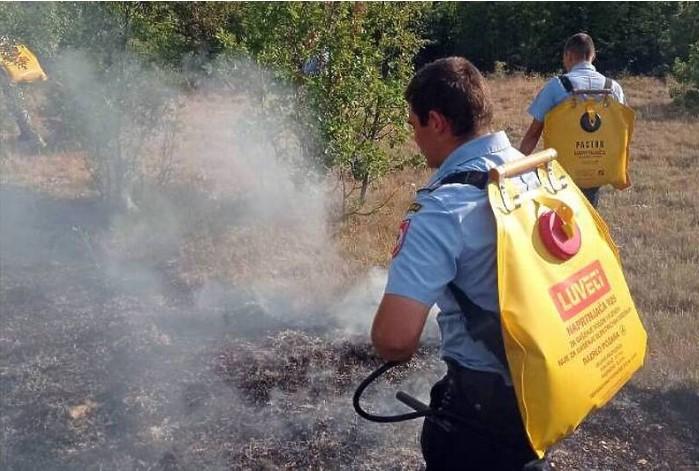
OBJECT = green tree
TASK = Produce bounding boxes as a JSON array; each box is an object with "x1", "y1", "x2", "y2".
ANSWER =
[
  {"x1": 217, "y1": 2, "x2": 427, "y2": 214},
  {"x1": 672, "y1": 41, "x2": 699, "y2": 113},
  {"x1": 420, "y1": 2, "x2": 698, "y2": 75},
  {"x1": 1, "y1": 2, "x2": 182, "y2": 210}
]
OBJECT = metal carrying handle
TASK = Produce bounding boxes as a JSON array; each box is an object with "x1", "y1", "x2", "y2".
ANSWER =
[{"x1": 569, "y1": 90, "x2": 613, "y2": 107}]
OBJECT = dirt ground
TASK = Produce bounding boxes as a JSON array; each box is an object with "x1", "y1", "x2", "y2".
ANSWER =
[{"x1": 1, "y1": 183, "x2": 697, "y2": 470}]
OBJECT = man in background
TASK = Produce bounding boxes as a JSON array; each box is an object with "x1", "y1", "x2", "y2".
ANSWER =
[{"x1": 519, "y1": 33, "x2": 625, "y2": 207}]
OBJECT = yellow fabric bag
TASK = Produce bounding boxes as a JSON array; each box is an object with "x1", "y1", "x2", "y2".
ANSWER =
[
  {"x1": 543, "y1": 93, "x2": 635, "y2": 189},
  {"x1": 487, "y1": 150, "x2": 647, "y2": 457},
  {"x1": 1, "y1": 44, "x2": 48, "y2": 83}
]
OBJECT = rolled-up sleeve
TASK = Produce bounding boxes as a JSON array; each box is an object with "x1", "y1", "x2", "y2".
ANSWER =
[
  {"x1": 613, "y1": 81, "x2": 626, "y2": 105},
  {"x1": 385, "y1": 196, "x2": 464, "y2": 307}
]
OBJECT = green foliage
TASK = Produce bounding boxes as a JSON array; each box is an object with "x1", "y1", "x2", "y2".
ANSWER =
[
  {"x1": 216, "y1": 3, "x2": 427, "y2": 208},
  {"x1": 305, "y1": 3, "x2": 426, "y2": 192},
  {"x1": 2, "y1": 1, "x2": 699, "y2": 204},
  {"x1": 2, "y1": 2, "x2": 426, "y2": 211},
  {"x1": 672, "y1": 41, "x2": 699, "y2": 113},
  {"x1": 420, "y1": 2, "x2": 699, "y2": 75}
]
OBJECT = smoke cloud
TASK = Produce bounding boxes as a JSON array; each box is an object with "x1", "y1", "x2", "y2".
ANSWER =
[{"x1": 1, "y1": 47, "x2": 442, "y2": 471}]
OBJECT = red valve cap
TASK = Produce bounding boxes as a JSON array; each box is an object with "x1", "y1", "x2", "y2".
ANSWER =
[{"x1": 537, "y1": 210, "x2": 581, "y2": 260}]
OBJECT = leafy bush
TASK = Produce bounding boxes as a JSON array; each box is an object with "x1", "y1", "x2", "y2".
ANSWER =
[
  {"x1": 671, "y1": 41, "x2": 699, "y2": 113},
  {"x1": 53, "y1": 51, "x2": 179, "y2": 208},
  {"x1": 217, "y1": 3, "x2": 427, "y2": 211}
]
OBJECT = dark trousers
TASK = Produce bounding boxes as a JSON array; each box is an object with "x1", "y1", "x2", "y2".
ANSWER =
[
  {"x1": 581, "y1": 187, "x2": 600, "y2": 208},
  {"x1": 420, "y1": 361, "x2": 549, "y2": 471}
]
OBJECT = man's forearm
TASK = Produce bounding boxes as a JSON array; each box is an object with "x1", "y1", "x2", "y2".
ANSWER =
[
  {"x1": 371, "y1": 294, "x2": 429, "y2": 363},
  {"x1": 371, "y1": 320, "x2": 420, "y2": 362},
  {"x1": 519, "y1": 119, "x2": 544, "y2": 155},
  {"x1": 519, "y1": 134, "x2": 538, "y2": 155},
  {"x1": 372, "y1": 340, "x2": 416, "y2": 362}
]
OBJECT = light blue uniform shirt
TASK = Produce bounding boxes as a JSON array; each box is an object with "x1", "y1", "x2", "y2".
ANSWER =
[
  {"x1": 528, "y1": 62, "x2": 625, "y2": 122},
  {"x1": 385, "y1": 132, "x2": 539, "y2": 381}
]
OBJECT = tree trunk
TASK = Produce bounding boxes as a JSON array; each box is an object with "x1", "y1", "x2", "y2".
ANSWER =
[{"x1": 359, "y1": 172, "x2": 369, "y2": 207}]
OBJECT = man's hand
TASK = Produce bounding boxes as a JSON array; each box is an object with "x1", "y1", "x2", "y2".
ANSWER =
[
  {"x1": 519, "y1": 119, "x2": 544, "y2": 155},
  {"x1": 371, "y1": 294, "x2": 430, "y2": 362}
]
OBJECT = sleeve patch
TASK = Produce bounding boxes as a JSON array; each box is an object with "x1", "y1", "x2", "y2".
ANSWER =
[
  {"x1": 407, "y1": 202, "x2": 422, "y2": 213},
  {"x1": 391, "y1": 219, "x2": 411, "y2": 258}
]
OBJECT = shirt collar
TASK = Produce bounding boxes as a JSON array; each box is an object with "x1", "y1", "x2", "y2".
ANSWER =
[
  {"x1": 570, "y1": 61, "x2": 596, "y2": 72},
  {"x1": 428, "y1": 131, "x2": 511, "y2": 185}
]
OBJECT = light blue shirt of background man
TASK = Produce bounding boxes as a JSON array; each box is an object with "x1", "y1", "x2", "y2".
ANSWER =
[{"x1": 519, "y1": 33, "x2": 625, "y2": 207}]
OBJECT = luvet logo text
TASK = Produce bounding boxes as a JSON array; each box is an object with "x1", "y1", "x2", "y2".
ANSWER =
[{"x1": 549, "y1": 260, "x2": 611, "y2": 321}]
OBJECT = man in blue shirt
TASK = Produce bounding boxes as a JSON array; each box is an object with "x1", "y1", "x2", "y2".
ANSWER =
[
  {"x1": 519, "y1": 33, "x2": 625, "y2": 207},
  {"x1": 371, "y1": 57, "x2": 547, "y2": 470}
]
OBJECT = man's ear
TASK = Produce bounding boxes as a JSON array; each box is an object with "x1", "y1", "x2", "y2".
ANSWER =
[
  {"x1": 427, "y1": 110, "x2": 450, "y2": 135},
  {"x1": 563, "y1": 51, "x2": 572, "y2": 68}
]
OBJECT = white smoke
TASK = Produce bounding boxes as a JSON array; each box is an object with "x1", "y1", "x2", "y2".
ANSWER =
[{"x1": 1, "y1": 48, "x2": 441, "y2": 471}]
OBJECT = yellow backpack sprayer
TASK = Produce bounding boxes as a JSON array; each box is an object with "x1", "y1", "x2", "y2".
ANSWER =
[
  {"x1": 543, "y1": 76, "x2": 635, "y2": 189},
  {"x1": 0, "y1": 44, "x2": 48, "y2": 83},
  {"x1": 0, "y1": 43, "x2": 48, "y2": 149},
  {"x1": 354, "y1": 149, "x2": 647, "y2": 457}
]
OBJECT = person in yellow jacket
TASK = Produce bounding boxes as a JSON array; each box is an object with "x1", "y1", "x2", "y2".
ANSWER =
[
  {"x1": 0, "y1": 39, "x2": 47, "y2": 149},
  {"x1": 519, "y1": 33, "x2": 625, "y2": 208}
]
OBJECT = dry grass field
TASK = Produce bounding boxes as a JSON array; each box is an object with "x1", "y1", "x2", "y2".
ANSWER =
[{"x1": 1, "y1": 75, "x2": 697, "y2": 470}]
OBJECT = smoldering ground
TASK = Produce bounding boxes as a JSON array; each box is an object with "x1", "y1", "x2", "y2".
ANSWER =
[
  {"x1": 3, "y1": 50, "x2": 699, "y2": 471},
  {"x1": 0, "y1": 51, "x2": 444, "y2": 470}
]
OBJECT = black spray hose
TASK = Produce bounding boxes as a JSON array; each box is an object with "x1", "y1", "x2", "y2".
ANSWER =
[
  {"x1": 353, "y1": 361, "x2": 433, "y2": 423},
  {"x1": 353, "y1": 361, "x2": 495, "y2": 434}
]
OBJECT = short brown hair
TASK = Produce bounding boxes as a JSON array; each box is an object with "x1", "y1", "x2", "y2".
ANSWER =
[
  {"x1": 405, "y1": 57, "x2": 493, "y2": 138},
  {"x1": 564, "y1": 33, "x2": 595, "y2": 60}
]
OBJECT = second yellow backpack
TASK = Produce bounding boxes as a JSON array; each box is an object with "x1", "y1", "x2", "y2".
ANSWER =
[
  {"x1": 543, "y1": 76, "x2": 635, "y2": 190},
  {"x1": 1, "y1": 44, "x2": 48, "y2": 84}
]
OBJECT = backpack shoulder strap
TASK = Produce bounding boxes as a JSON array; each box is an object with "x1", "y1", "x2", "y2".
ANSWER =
[
  {"x1": 603, "y1": 76, "x2": 613, "y2": 90},
  {"x1": 424, "y1": 169, "x2": 506, "y2": 364},
  {"x1": 558, "y1": 74, "x2": 574, "y2": 93},
  {"x1": 448, "y1": 282, "x2": 507, "y2": 366},
  {"x1": 424, "y1": 170, "x2": 489, "y2": 193}
]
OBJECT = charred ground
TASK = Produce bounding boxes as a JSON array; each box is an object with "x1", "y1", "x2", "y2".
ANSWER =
[{"x1": 1, "y1": 183, "x2": 697, "y2": 471}]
